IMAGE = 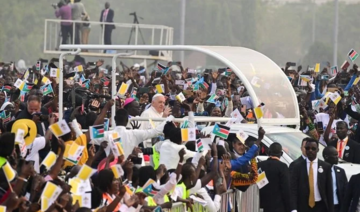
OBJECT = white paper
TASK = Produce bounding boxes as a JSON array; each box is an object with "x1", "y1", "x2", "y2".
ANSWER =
[
  {"x1": 191, "y1": 152, "x2": 203, "y2": 167},
  {"x1": 175, "y1": 80, "x2": 185, "y2": 85},
  {"x1": 14, "y1": 79, "x2": 23, "y2": 88},
  {"x1": 50, "y1": 68, "x2": 58, "y2": 78},
  {"x1": 15, "y1": 129, "x2": 25, "y2": 144}
]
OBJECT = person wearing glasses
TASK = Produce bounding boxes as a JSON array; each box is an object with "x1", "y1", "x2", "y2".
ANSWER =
[{"x1": 290, "y1": 138, "x2": 334, "y2": 212}]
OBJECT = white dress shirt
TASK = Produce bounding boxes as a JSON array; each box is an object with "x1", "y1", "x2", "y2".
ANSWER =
[
  {"x1": 331, "y1": 166, "x2": 339, "y2": 205},
  {"x1": 306, "y1": 158, "x2": 321, "y2": 202}
]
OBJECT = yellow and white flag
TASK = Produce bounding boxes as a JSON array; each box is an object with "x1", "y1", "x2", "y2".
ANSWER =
[
  {"x1": 111, "y1": 164, "x2": 124, "y2": 179},
  {"x1": 72, "y1": 193, "x2": 91, "y2": 208},
  {"x1": 49, "y1": 119, "x2": 71, "y2": 138},
  {"x1": 236, "y1": 129, "x2": 249, "y2": 144},
  {"x1": 254, "y1": 104, "x2": 264, "y2": 119},
  {"x1": 117, "y1": 82, "x2": 128, "y2": 96},
  {"x1": 69, "y1": 178, "x2": 81, "y2": 194},
  {"x1": 0, "y1": 206, "x2": 6, "y2": 212},
  {"x1": 42, "y1": 76, "x2": 51, "y2": 85},
  {"x1": 181, "y1": 128, "x2": 196, "y2": 142},
  {"x1": 74, "y1": 65, "x2": 84, "y2": 72},
  {"x1": 41, "y1": 181, "x2": 63, "y2": 204},
  {"x1": 155, "y1": 84, "x2": 165, "y2": 94},
  {"x1": 50, "y1": 68, "x2": 59, "y2": 78},
  {"x1": 67, "y1": 142, "x2": 85, "y2": 159},
  {"x1": 330, "y1": 92, "x2": 342, "y2": 105},
  {"x1": 353, "y1": 77, "x2": 360, "y2": 85},
  {"x1": 176, "y1": 92, "x2": 186, "y2": 103},
  {"x1": 41, "y1": 151, "x2": 57, "y2": 169},
  {"x1": 2, "y1": 162, "x2": 16, "y2": 182},
  {"x1": 251, "y1": 76, "x2": 261, "y2": 88},
  {"x1": 314, "y1": 63, "x2": 320, "y2": 73},
  {"x1": 76, "y1": 165, "x2": 96, "y2": 181},
  {"x1": 14, "y1": 79, "x2": 25, "y2": 89},
  {"x1": 23, "y1": 70, "x2": 30, "y2": 80},
  {"x1": 41, "y1": 197, "x2": 50, "y2": 212}
]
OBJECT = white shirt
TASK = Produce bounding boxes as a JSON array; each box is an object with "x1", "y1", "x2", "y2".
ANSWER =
[
  {"x1": 140, "y1": 106, "x2": 164, "y2": 147},
  {"x1": 331, "y1": 166, "x2": 339, "y2": 205},
  {"x1": 26, "y1": 137, "x2": 46, "y2": 173},
  {"x1": 140, "y1": 106, "x2": 163, "y2": 130},
  {"x1": 106, "y1": 118, "x2": 169, "y2": 158},
  {"x1": 159, "y1": 141, "x2": 196, "y2": 170},
  {"x1": 306, "y1": 158, "x2": 321, "y2": 202},
  {"x1": 195, "y1": 188, "x2": 221, "y2": 212}
]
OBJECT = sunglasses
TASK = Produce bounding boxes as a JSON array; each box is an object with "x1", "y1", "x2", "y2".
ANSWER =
[{"x1": 305, "y1": 147, "x2": 317, "y2": 151}]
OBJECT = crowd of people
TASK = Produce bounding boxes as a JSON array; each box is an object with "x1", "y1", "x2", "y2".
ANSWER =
[
  {"x1": 54, "y1": 0, "x2": 114, "y2": 47},
  {"x1": 0, "y1": 54, "x2": 359, "y2": 212}
]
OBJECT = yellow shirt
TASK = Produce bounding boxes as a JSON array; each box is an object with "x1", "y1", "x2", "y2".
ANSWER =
[{"x1": 62, "y1": 134, "x2": 88, "y2": 168}]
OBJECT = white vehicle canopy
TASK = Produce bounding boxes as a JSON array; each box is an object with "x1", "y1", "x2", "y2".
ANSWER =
[{"x1": 58, "y1": 45, "x2": 300, "y2": 128}]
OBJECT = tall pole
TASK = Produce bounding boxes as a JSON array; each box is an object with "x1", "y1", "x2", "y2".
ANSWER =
[
  {"x1": 333, "y1": 0, "x2": 339, "y2": 66},
  {"x1": 312, "y1": 3, "x2": 316, "y2": 43},
  {"x1": 180, "y1": 0, "x2": 186, "y2": 63}
]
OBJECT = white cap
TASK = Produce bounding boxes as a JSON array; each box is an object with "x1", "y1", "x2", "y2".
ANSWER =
[{"x1": 133, "y1": 63, "x2": 140, "y2": 69}]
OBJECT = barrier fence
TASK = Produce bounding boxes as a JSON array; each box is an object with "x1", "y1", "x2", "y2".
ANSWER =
[{"x1": 164, "y1": 188, "x2": 262, "y2": 212}]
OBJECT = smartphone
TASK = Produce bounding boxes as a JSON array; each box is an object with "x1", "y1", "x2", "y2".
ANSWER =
[
  {"x1": 320, "y1": 75, "x2": 329, "y2": 80},
  {"x1": 317, "y1": 122, "x2": 324, "y2": 133},
  {"x1": 40, "y1": 59, "x2": 49, "y2": 63},
  {"x1": 286, "y1": 62, "x2": 296, "y2": 67},
  {"x1": 88, "y1": 62, "x2": 96, "y2": 66}
]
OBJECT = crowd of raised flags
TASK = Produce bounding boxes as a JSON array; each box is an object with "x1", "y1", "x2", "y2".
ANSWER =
[{"x1": 0, "y1": 46, "x2": 360, "y2": 212}]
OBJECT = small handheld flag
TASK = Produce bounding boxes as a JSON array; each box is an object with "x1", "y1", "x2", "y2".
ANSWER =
[
  {"x1": 330, "y1": 66, "x2": 338, "y2": 75},
  {"x1": 341, "y1": 60, "x2": 350, "y2": 71},
  {"x1": 181, "y1": 128, "x2": 196, "y2": 142},
  {"x1": 176, "y1": 92, "x2": 186, "y2": 103},
  {"x1": 41, "y1": 151, "x2": 57, "y2": 170},
  {"x1": 40, "y1": 84, "x2": 54, "y2": 96},
  {"x1": 76, "y1": 165, "x2": 96, "y2": 181},
  {"x1": 196, "y1": 139, "x2": 204, "y2": 152},
  {"x1": 89, "y1": 125, "x2": 105, "y2": 139},
  {"x1": 49, "y1": 120, "x2": 71, "y2": 138},
  {"x1": 2, "y1": 162, "x2": 16, "y2": 182},
  {"x1": 111, "y1": 164, "x2": 124, "y2": 179},
  {"x1": 155, "y1": 84, "x2": 165, "y2": 94},
  {"x1": 314, "y1": 63, "x2": 320, "y2": 73},
  {"x1": 348, "y1": 49, "x2": 359, "y2": 62},
  {"x1": 117, "y1": 82, "x2": 128, "y2": 97},
  {"x1": 212, "y1": 124, "x2": 230, "y2": 139},
  {"x1": 329, "y1": 92, "x2": 342, "y2": 105},
  {"x1": 254, "y1": 103, "x2": 265, "y2": 119},
  {"x1": 157, "y1": 62, "x2": 166, "y2": 71}
]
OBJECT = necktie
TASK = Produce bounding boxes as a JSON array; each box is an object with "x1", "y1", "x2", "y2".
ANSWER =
[
  {"x1": 338, "y1": 140, "x2": 344, "y2": 158},
  {"x1": 309, "y1": 161, "x2": 315, "y2": 208}
]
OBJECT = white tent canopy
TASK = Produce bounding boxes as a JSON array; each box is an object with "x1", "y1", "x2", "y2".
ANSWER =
[{"x1": 59, "y1": 45, "x2": 300, "y2": 128}]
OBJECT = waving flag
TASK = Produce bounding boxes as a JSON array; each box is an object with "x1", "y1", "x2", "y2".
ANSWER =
[
  {"x1": 1, "y1": 85, "x2": 11, "y2": 93},
  {"x1": 212, "y1": 124, "x2": 230, "y2": 139},
  {"x1": 41, "y1": 84, "x2": 54, "y2": 96},
  {"x1": 89, "y1": 124, "x2": 104, "y2": 139},
  {"x1": 157, "y1": 62, "x2": 166, "y2": 71},
  {"x1": 196, "y1": 139, "x2": 204, "y2": 152},
  {"x1": 143, "y1": 184, "x2": 159, "y2": 197},
  {"x1": 330, "y1": 66, "x2": 337, "y2": 75},
  {"x1": 348, "y1": 49, "x2": 359, "y2": 62}
]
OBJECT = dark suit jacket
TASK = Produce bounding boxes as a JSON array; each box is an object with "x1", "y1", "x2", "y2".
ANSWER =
[
  {"x1": 341, "y1": 173, "x2": 360, "y2": 212},
  {"x1": 333, "y1": 165, "x2": 348, "y2": 209},
  {"x1": 290, "y1": 159, "x2": 334, "y2": 212},
  {"x1": 100, "y1": 9, "x2": 115, "y2": 29},
  {"x1": 329, "y1": 138, "x2": 360, "y2": 164},
  {"x1": 289, "y1": 155, "x2": 305, "y2": 176},
  {"x1": 258, "y1": 158, "x2": 293, "y2": 212},
  {"x1": 344, "y1": 105, "x2": 360, "y2": 143}
]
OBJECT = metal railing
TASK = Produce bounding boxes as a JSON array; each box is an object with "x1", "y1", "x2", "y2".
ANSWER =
[{"x1": 44, "y1": 19, "x2": 174, "y2": 60}]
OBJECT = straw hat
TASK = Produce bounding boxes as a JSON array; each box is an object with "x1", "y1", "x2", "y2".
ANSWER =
[{"x1": 11, "y1": 119, "x2": 37, "y2": 146}]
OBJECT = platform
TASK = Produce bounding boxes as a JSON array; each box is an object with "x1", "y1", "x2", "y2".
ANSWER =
[{"x1": 43, "y1": 19, "x2": 174, "y2": 61}]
